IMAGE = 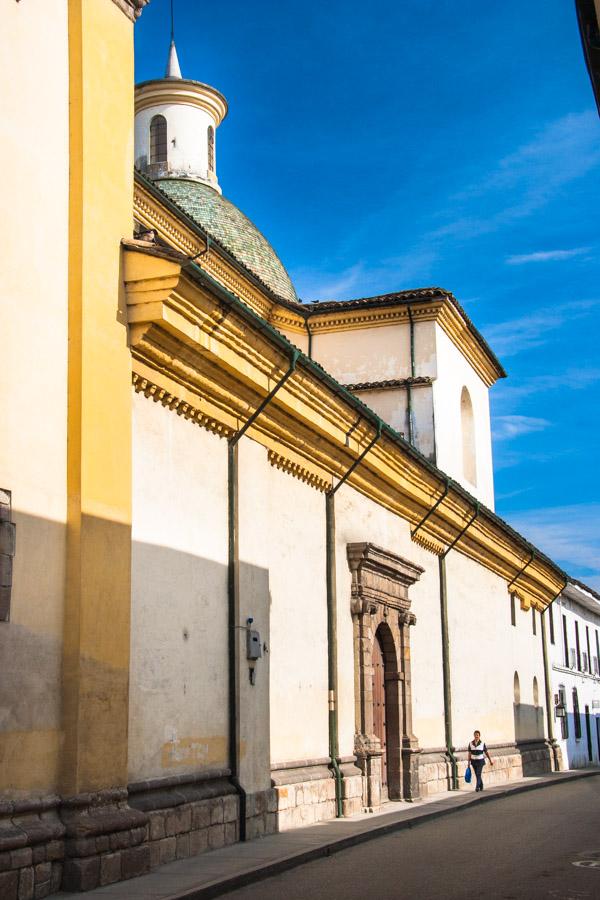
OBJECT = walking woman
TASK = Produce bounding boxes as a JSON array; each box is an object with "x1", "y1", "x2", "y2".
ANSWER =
[{"x1": 468, "y1": 730, "x2": 494, "y2": 792}]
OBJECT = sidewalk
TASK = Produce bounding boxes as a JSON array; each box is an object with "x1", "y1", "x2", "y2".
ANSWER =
[{"x1": 57, "y1": 769, "x2": 600, "y2": 900}]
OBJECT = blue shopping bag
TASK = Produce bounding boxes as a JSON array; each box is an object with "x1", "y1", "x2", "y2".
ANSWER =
[{"x1": 464, "y1": 765, "x2": 472, "y2": 784}]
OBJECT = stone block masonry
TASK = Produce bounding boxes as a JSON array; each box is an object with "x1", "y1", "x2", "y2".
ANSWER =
[
  {"x1": 0, "y1": 772, "x2": 260, "y2": 896},
  {"x1": 417, "y1": 740, "x2": 555, "y2": 796},
  {"x1": 271, "y1": 760, "x2": 363, "y2": 830}
]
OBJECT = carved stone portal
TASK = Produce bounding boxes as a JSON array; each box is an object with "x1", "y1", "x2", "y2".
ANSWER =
[{"x1": 347, "y1": 543, "x2": 423, "y2": 809}]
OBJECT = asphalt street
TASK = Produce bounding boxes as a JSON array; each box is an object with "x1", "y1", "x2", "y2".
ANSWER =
[{"x1": 226, "y1": 777, "x2": 600, "y2": 900}]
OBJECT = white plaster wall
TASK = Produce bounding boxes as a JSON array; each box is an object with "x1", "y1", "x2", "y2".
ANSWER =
[
  {"x1": 0, "y1": 0, "x2": 69, "y2": 792},
  {"x1": 276, "y1": 329, "x2": 309, "y2": 357},
  {"x1": 333, "y1": 485, "x2": 446, "y2": 756},
  {"x1": 310, "y1": 320, "x2": 437, "y2": 386},
  {"x1": 236, "y1": 438, "x2": 274, "y2": 793},
  {"x1": 351, "y1": 385, "x2": 435, "y2": 461},
  {"x1": 135, "y1": 102, "x2": 217, "y2": 182},
  {"x1": 444, "y1": 550, "x2": 545, "y2": 748},
  {"x1": 550, "y1": 597, "x2": 600, "y2": 768},
  {"x1": 130, "y1": 396, "x2": 229, "y2": 781},
  {"x1": 239, "y1": 443, "x2": 329, "y2": 767},
  {"x1": 431, "y1": 325, "x2": 495, "y2": 508}
]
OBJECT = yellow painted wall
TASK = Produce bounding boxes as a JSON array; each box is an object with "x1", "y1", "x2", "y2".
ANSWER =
[
  {"x1": 61, "y1": 0, "x2": 135, "y2": 795},
  {"x1": 0, "y1": 0, "x2": 69, "y2": 795}
]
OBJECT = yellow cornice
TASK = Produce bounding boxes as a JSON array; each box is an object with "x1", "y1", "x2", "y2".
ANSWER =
[
  {"x1": 288, "y1": 301, "x2": 500, "y2": 388},
  {"x1": 132, "y1": 182, "x2": 499, "y2": 387},
  {"x1": 132, "y1": 181, "x2": 501, "y2": 387},
  {"x1": 123, "y1": 245, "x2": 563, "y2": 610}
]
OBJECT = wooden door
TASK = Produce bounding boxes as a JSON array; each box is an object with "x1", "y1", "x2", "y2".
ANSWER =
[{"x1": 373, "y1": 631, "x2": 387, "y2": 788}]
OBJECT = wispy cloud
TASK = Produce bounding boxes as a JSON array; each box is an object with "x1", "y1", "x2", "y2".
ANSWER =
[
  {"x1": 447, "y1": 111, "x2": 600, "y2": 236},
  {"x1": 494, "y1": 367, "x2": 600, "y2": 410},
  {"x1": 506, "y1": 247, "x2": 590, "y2": 266},
  {"x1": 493, "y1": 415, "x2": 551, "y2": 441},
  {"x1": 291, "y1": 112, "x2": 600, "y2": 302},
  {"x1": 493, "y1": 446, "x2": 574, "y2": 472},
  {"x1": 293, "y1": 248, "x2": 438, "y2": 302},
  {"x1": 293, "y1": 263, "x2": 365, "y2": 301},
  {"x1": 504, "y1": 504, "x2": 600, "y2": 587},
  {"x1": 424, "y1": 111, "x2": 600, "y2": 245},
  {"x1": 495, "y1": 486, "x2": 534, "y2": 503},
  {"x1": 482, "y1": 299, "x2": 599, "y2": 358}
]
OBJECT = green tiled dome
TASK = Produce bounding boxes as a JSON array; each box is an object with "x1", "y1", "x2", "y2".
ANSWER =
[{"x1": 154, "y1": 179, "x2": 298, "y2": 304}]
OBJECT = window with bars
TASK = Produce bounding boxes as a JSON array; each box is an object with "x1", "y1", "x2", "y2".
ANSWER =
[
  {"x1": 510, "y1": 592, "x2": 516, "y2": 627},
  {"x1": 575, "y1": 620, "x2": 582, "y2": 670},
  {"x1": 586, "y1": 625, "x2": 592, "y2": 674},
  {"x1": 558, "y1": 685, "x2": 568, "y2": 739},
  {"x1": 548, "y1": 605, "x2": 555, "y2": 644},
  {"x1": 573, "y1": 687, "x2": 582, "y2": 739},
  {"x1": 207, "y1": 126, "x2": 215, "y2": 172},
  {"x1": 150, "y1": 115, "x2": 168, "y2": 164},
  {"x1": 532, "y1": 607, "x2": 536, "y2": 635},
  {"x1": 562, "y1": 614, "x2": 569, "y2": 667}
]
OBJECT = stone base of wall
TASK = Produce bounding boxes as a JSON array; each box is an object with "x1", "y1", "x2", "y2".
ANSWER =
[
  {"x1": 244, "y1": 789, "x2": 278, "y2": 840},
  {"x1": 418, "y1": 740, "x2": 555, "y2": 796},
  {"x1": 128, "y1": 772, "x2": 240, "y2": 882},
  {"x1": 0, "y1": 795, "x2": 65, "y2": 900},
  {"x1": 271, "y1": 758, "x2": 363, "y2": 829},
  {"x1": 0, "y1": 770, "x2": 266, "y2": 897}
]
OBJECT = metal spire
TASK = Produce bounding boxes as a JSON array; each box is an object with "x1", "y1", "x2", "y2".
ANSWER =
[{"x1": 165, "y1": 0, "x2": 182, "y2": 79}]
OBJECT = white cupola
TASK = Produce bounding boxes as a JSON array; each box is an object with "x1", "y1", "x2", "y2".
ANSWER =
[{"x1": 134, "y1": 38, "x2": 228, "y2": 192}]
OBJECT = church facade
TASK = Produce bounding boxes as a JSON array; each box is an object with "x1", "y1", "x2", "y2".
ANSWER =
[{"x1": 0, "y1": 2, "x2": 582, "y2": 896}]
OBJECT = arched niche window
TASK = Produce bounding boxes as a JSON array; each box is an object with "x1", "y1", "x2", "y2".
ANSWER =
[
  {"x1": 460, "y1": 386, "x2": 477, "y2": 486},
  {"x1": 533, "y1": 676, "x2": 539, "y2": 706},
  {"x1": 513, "y1": 671, "x2": 520, "y2": 704},
  {"x1": 149, "y1": 115, "x2": 167, "y2": 164},
  {"x1": 207, "y1": 125, "x2": 215, "y2": 172}
]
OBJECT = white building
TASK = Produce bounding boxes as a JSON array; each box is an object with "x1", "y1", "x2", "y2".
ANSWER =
[{"x1": 549, "y1": 581, "x2": 600, "y2": 768}]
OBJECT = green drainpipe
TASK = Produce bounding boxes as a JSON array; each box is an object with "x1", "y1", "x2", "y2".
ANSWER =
[
  {"x1": 326, "y1": 422, "x2": 382, "y2": 817},
  {"x1": 406, "y1": 305, "x2": 416, "y2": 446},
  {"x1": 438, "y1": 502, "x2": 480, "y2": 790},
  {"x1": 541, "y1": 580, "x2": 568, "y2": 771},
  {"x1": 227, "y1": 350, "x2": 299, "y2": 839}
]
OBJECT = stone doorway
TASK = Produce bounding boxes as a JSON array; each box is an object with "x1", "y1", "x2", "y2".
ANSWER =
[{"x1": 347, "y1": 543, "x2": 423, "y2": 810}]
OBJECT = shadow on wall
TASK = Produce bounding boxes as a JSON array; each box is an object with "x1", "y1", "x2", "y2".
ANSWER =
[
  {"x1": 558, "y1": 710, "x2": 600, "y2": 770},
  {"x1": 513, "y1": 702, "x2": 545, "y2": 743},
  {"x1": 513, "y1": 702, "x2": 549, "y2": 775}
]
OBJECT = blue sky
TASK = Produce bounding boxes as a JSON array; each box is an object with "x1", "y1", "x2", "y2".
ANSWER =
[{"x1": 136, "y1": 1, "x2": 600, "y2": 589}]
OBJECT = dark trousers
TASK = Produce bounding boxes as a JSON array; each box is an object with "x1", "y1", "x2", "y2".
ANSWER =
[{"x1": 472, "y1": 759, "x2": 484, "y2": 790}]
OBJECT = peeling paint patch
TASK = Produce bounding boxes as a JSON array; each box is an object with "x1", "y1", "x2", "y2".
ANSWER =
[{"x1": 161, "y1": 735, "x2": 227, "y2": 768}]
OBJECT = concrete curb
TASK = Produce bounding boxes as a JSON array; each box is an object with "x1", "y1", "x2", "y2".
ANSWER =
[{"x1": 163, "y1": 770, "x2": 600, "y2": 900}]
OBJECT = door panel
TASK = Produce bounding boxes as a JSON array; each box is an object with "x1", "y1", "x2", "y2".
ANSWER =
[{"x1": 373, "y1": 632, "x2": 387, "y2": 787}]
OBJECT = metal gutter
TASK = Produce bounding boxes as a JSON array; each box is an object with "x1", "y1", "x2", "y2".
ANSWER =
[
  {"x1": 406, "y1": 306, "x2": 416, "y2": 446},
  {"x1": 160, "y1": 253, "x2": 567, "y2": 591},
  {"x1": 507, "y1": 550, "x2": 535, "y2": 592},
  {"x1": 135, "y1": 170, "x2": 301, "y2": 308},
  {"x1": 541, "y1": 578, "x2": 569, "y2": 771},
  {"x1": 227, "y1": 351, "x2": 299, "y2": 840},
  {"x1": 438, "y1": 503, "x2": 480, "y2": 790},
  {"x1": 326, "y1": 423, "x2": 382, "y2": 816},
  {"x1": 411, "y1": 477, "x2": 450, "y2": 540}
]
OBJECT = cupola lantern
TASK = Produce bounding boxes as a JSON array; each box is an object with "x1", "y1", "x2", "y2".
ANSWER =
[{"x1": 134, "y1": 36, "x2": 227, "y2": 191}]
